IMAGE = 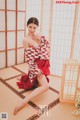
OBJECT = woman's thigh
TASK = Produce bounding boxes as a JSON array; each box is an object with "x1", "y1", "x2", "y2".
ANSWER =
[{"x1": 37, "y1": 75, "x2": 49, "y2": 86}]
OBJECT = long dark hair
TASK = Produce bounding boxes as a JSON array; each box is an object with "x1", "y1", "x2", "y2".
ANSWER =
[{"x1": 27, "y1": 17, "x2": 39, "y2": 26}]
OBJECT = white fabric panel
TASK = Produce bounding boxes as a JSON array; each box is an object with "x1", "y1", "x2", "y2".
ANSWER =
[
  {"x1": 7, "y1": 12, "x2": 16, "y2": 30},
  {"x1": 7, "y1": 0, "x2": 16, "y2": 10},
  {"x1": 7, "y1": 32, "x2": 15, "y2": 49},
  {"x1": 0, "y1": 11, "x2": 5, "y2": 30},
  {"x1": 18, "y1": 0, "x2": 25, "y2": 10},
  {"x1": 0, "y1": 33, "x2": 5, "y2": 50},
  {"x1": 41, "y1": 0, "x2": 51, "y2": 39},
  {"x1": 0, "y1": 0, "x2": 5, "y2": 9},
  {"x1": 50, "y1": 3, "x2": 75, "y2": 76},
  {"x1": 73, "y1": 6, "x2": 80, "y2": 61},
  {"x1": 17, "y1": 49, "x2": 24, "y2": 64},
  {"x1": 17, "y1": 31, "x2": 24, "y2": 47},
  {"x1": 26, "y1": 0, "x2": 41, "y2": 32},
  {"x1": 0, "y1": 52, "x2": 6, "y2": 69},
  {"x1": 7, "y1": 50, "x2": 15, "y2": 66},
  {"x1": 73, "y1": 6, "x2": 80, "y2": 88},
  {"x1": 18, "y1": 12, "x2": 25, "y2": 29}
]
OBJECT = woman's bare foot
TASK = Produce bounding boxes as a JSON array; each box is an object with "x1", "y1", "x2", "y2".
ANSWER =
[
  {"x1": 13, "y1": 101, "x2": 25, "y2": 115},
  {"x1": 14, "y1": 106, "x2": 19, "y2": 115}
]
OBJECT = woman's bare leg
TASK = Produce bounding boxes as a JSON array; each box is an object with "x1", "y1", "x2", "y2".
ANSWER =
[{"x1": 13, "y1": 75, "x2": 49, "y2": 115}]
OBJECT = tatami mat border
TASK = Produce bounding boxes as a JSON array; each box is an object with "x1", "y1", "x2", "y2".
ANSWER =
[
  {"x1": 49, "y1": 86, "x2": 59, "y2": 94},
  {"x1": 12, "y1": 66, "x2": 26, "y2": 74},
  {"x1": 26, "y1": 98, "x2": 60, "y2": 120},
  {"x1": 0, "y1": 78, "x2": 24, "y2": 99},
  {"x1": 4, "y1": 74, "x2": 22, "y2": 81}
]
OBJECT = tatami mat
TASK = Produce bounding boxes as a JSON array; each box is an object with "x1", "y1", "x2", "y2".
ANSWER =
[
  {"x1": 0, "y1": 64, "x2": 79, "y2": 120},
  {"x1": 0, "y1": 67, "x2": 21, "y2": 80},
  {"x1": 14, "y1": 63, "x2": 29, "y2": 74},
  {"x1": 6, "y1": 77, "x2": 24, "y2": 92},
  {"x1": 49, "y1": 75, "x2": 61, "y2": 92},
  {"x1": 24, "y1": 89, "x2": 59, "y2": 106},
  {"x1": 0, "y1": 81, "x2": 37, "y2": 120},
  {"x1": 37, "y1": 103, "x2": 80, "y2": 120}
]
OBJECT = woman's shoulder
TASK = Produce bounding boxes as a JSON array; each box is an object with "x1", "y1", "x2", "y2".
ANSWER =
[
  {"x1": 23, "y1": 35, "x2": 31, "y2": 44},
  {"x1": 23, "y1": 36, "x2": 30, "y2": 49}
]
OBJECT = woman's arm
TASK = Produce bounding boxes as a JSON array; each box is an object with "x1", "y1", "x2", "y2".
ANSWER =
[{"x1": 23, "y1": 37, "x2": 29, "y2": 49}]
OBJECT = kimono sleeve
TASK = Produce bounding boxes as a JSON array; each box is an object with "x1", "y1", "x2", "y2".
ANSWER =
[{"x1": 25, "y1": 48, "x2": 39, "y2": 79}]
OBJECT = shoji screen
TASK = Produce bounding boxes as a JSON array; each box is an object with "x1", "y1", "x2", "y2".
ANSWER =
[
  {"x1": 50, "y1": 2, "x2": 76, "y2": 76},
  {"x1": 73, "y1": 6, "x2": 80, "y2": 61},
  {"x1": 0, "y1": 0, "x2": 26, "y2": 69},
  {"x1": 17, "y1": 0, "x2": 26, "y2": 64},
  {"x1": 73, "y1": 5, "x2": 80, "y2": 88},
  {"x1": 26, "y1": 0, "x2": 41, "y2": 33},
  {"x1": 40, "y1": 0, "x2": 51, "y2": 39},
  {"x1": 0, "y1": 0, "x2": 6, "y2": 69}
]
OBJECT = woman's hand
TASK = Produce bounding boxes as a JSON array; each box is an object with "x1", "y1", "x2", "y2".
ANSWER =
[
  {"x1": 31, "y1": 34, "x2": 40, "y2": 42},
  {"x1": 37, "y1": 68, "x2": 43, "y2": 74}
]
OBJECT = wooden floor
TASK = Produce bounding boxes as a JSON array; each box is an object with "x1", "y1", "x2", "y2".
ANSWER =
[{"x1": 0, "y1": 63, "x2": 80, "y2": 120}]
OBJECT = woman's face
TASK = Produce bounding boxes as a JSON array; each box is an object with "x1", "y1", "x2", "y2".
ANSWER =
[{"x1": 27, "y1": 23, "x2": 38, "y2": 35}]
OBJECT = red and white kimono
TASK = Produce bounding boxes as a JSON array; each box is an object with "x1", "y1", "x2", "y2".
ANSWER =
[{"x1": 17, "y1": 36, "x2": 50, "y2": 90}]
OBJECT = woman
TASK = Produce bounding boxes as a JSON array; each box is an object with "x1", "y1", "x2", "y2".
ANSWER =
[{"x1": 14, "y1": 17, "x2": 50, "y2": 115}]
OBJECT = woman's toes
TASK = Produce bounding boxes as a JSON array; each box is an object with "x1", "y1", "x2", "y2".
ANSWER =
[{"x1": 13, "y1": 107, "x2": 18, "y2": 115}]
